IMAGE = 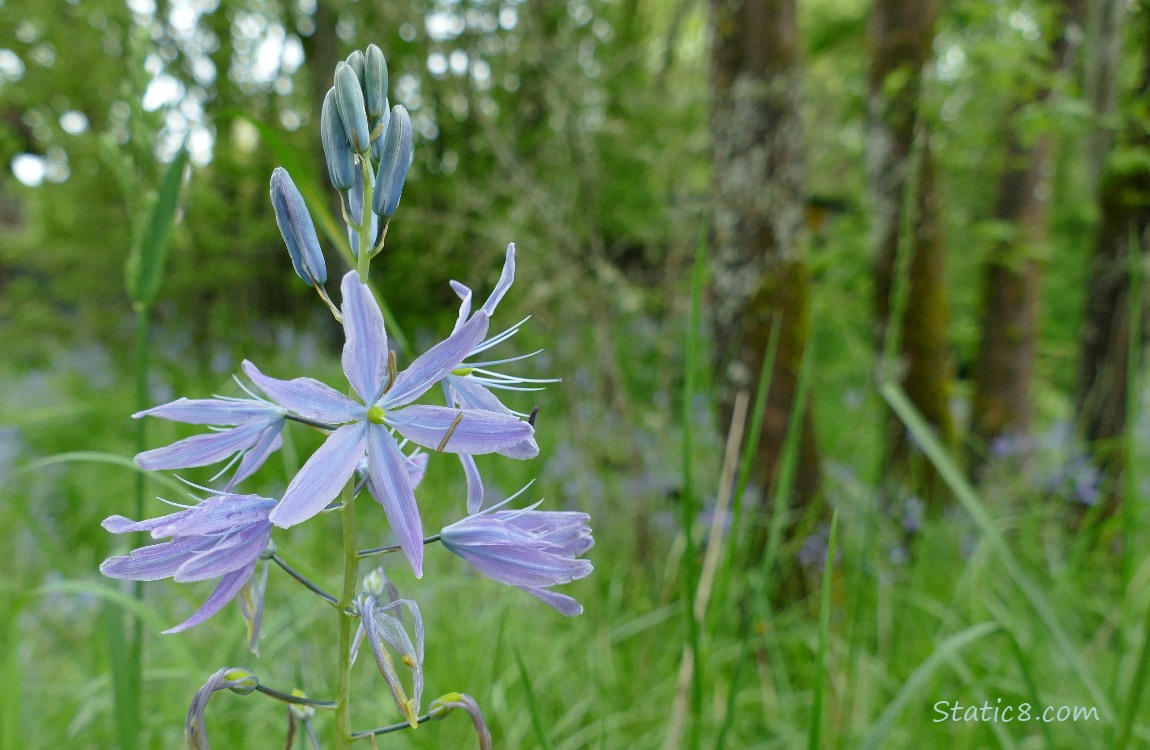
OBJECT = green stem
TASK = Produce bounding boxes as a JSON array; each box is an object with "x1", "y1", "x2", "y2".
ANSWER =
[
  {"x1": 356, "y1": 156, "x2": 375, "y2": 279},
  {"x1": 335, "y1": 481, "x2": 358, "y2": 749},
  {"x1": 350, "y1": 713, "x2": 432, "y2": 740},
  {"x1": 255, "y1": 684, "x2": 338, "y2": 709}
]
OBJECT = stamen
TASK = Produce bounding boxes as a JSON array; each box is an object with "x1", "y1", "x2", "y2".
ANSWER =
[
  {"x1": 436, "y1": 411, "x2": 465, "y2": 451},
  {"x1": 528, "y1": 406, "x2": 539, "y2": 427},
  {"x1": 383, "y1": 350, "x2": 398, "y2": 393}
]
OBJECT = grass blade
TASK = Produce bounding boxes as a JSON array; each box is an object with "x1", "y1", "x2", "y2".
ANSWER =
[
  {"x1": 125, "y1": 145, "x2": 187, "y2": 309},
  {"x1": 881, "y1": 382, "x2": 1111, "y2": 715},
  {"x1": 808, "y1": 508, "x2": 839, "y2": 750},
  {"x1": 860, "y1": 622, "x2": 1001, "y2": 750},
  {"x1": 514, "y1": 647, "x2": 553, "y2": 750}
]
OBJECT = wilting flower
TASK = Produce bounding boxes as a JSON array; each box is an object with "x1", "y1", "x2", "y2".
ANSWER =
[
  {"x1": 440, "y1": 500, "x2": 593, "y2": 616},
  {"x1": 242, "y1": 271, "x2": 534, "y2": 576},
  {"x1": 100, "y1": 492, "x2": 276, "y2": 633},
  {"x1": 133, "y1": 393, "x2": 286, "y2": 490},
  {"x1": 354, "y1": 594, "x2": 425, "y2": 727},
  {"x1": 185, "y1": 667, "x2": 259, "y2": 750},
  {"x1": 444, "y1": 244, "x2": 556, "y2": 512},
  {"x1": 429, "y1": 692, "x2": 493, "y2": 750}
]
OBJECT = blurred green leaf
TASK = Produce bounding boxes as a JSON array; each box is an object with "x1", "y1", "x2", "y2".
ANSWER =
[{"x1": 125, "y1": 146, "x2": 189, "y2": 309}]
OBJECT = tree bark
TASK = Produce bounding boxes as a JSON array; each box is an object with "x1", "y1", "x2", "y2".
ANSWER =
[
  {"x1": 970, "y1": 0, "x2": 1084, "y2": 478},
  {"x1": 710, "y1": 0, "x2": 820, "y2": 537},
  {"x1": 1076, "y1": 10, "x2": 1150, "y2": 506},
  {"x1": 866, "y1": 0, "x2": 954, "y2": 503}
]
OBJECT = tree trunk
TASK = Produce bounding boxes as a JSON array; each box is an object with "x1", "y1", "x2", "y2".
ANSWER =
[
  {"x1": 866, "y1": 0, "x2": 954, "y2": 503},
  {"x1": 970, "y1": 0, "x2": 1084, "y2": 478},
  {"x1": 1075, "y1": 6, "x2": 1150, "y2": 510},
  {"x1": 710, "y1": 0, "x2": 820, "y2": 542}
]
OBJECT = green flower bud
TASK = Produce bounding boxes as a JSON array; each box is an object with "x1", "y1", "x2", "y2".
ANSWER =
[
  {"x1": 334, "y1": 61, "x2": 370, "y2": 153},
  {"x1": 321, "y1": 87, "x2": 356, "y2": 191},
  {"x1": 373, "y1": 105, "x2": 413, "y2": 219},
  {"x1": 223, "y1": 668, "x2": 259, "y2": 695},
  {"x1": 364, "y1": 44, "x2": 389, "y2": 118}
]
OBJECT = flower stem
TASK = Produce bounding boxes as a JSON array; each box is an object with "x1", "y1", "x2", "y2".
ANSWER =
[
  {"x1": 255, "y1": 684, "x2": 338, "y2": 709},
  {"x1": 270, "y1": 554, "x2": 339, "y2": 605},
  {"x1": 350, "y1": 713, "x2": 432, "y2": 740},
  {"x1": 357, "y1": 534, "x2": 441, "y2": 559},
  {"x1": 356, "y1": 156, "x2": 374, "y2": 279},
  {"x1": 335, "y1": 480, "x2": 359, "y2": 749}
]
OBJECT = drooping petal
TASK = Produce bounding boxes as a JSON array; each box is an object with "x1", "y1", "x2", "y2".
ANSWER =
[
  {"x1": 384, "y1": 312, "x2": 489, "y2": 407},
  {"x1": 406, "y1": 452, "x2": 429, "y2": 489},
  {"x1": 518, "y1": 586, "x2": 583, "y2": 616},
  {"x1": 389, "y1": 405, "x2": 533, "y2": 454},
  {"x1": 174, "y1": 523, "x2": 271, "y2": 582},
  {"x1": 242, "y1": 360, "x2": 361, "y2": 424},
  {"x1": 461, "y1": 453, "x2": 484, "y2": 514},
  {"x1": 449, "y1": 545, "x2": 592, "y2": 588},
  {"x1": 340, "y1": 271, "x2": 388, "y2": 403},
  {"x1": 134, "y1": 422, "x2": 267, "y2": 472},
  {"x1": 271, "y1": 423, "x2": 366, "y2": 528},
  {"x1": 480, "y1": 243, "x2": 516, "y2": 315},
  {"x1": 152, "y1": 495, "x2": 276, "y2": 538},
  {"x1": 366, "y1": 425, "x2": 423, "y2": 577},
  {"x1": 164, "y1": 563, "x2": 257, "y2": 634},
  {"x1": 133, "y1": 397, "x2": 281, "y2": 425},
  {"x1": 227, "y1": 427, "x2": 284, "y2": 489},
  {"x1": 100, "y1": 536, "x2": 206, "y2": 581}
]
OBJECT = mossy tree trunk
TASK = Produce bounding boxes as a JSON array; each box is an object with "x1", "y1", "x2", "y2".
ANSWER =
[
  {"x1": 866, "y1": 0, "x2": 955, "y2": 505},
  {"x1": 1075, "y1": 8, "x2": 1150, "y2": 509},
  {"x1": 970, "y1": 0, "x2": 1084, "y2": 479},
  {"x1": 710, "y1": 0, "x2": 820, "y2": 549}
]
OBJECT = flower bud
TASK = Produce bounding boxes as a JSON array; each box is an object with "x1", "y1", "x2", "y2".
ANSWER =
[
  {"x1": 373, "y1": 105, "x2": 413, "y2": 219},
  {"x1": 370, "y1": 109, "x2": 391, "y2": 164},
  {"x1": 429, "y1": 693, "x2": 493, "y2": 750},
  {"x1": 364, "y1": 44, "x2": 388, "y2": 118},
  {"x1": 270, "y1": 167, "x2": 327, "y2": 285},
  {"x1": 223, "y1": 668, "x2": 260, "y2": 695},
  {"x1": 334, "y1": 61, "x2": 370, "y2": 153},
  {"x1": 362, "y1": 566, "x2": 386, "y2": 596},
  {"x1": 345, "y1": 49, "x2": 366, "y2": 90},
  {"x1": 321, "y1": 87, "x2": 357, "y2": 192}
]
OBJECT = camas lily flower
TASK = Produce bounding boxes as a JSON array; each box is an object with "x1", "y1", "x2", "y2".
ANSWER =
[
  {"x1": 444, "y1": 244, "x2": 557, "y2": 512},
  {"x1": 133, "y1": 392, "x2": 286, "y2": 490},
  {"x1": 100, "y1": 492, "x2": 276, "y2": 633},
  {"x1": 354, "y1": 594, "x2": 425, "y2": 728},
  {"x1": 440, "y1": 495, "x2": 593, "y2": 616},
  {"x1": 243, "y1": 270, "x2": 534, "y2": 577}
]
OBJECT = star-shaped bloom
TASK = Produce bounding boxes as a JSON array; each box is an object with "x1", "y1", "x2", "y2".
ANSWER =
[
  {"x1": 243, "y1": 270, "x2": 535, "y2": 576},
  {"x1": 443, "y1": 244, "x2": 557, "y2": 512},
  {"x1": 440, "y1": 499, "x2": 593, "y2": 616},
  {"x1": 100, "y1": 492, "x2": 276, "y2": 633},
  {"x1": 133, "y1": 393, "x2": 286, "y2": 490}
]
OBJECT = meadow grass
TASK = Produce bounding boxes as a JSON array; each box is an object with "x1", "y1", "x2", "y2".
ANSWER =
[{"x1": 3, "y1": 249, "x2": 1150, "y2": 749}]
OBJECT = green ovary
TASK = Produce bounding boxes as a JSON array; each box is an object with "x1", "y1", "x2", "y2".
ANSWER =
[{"x1": 367, "y1": 406, "x2": 387, "y2": 424}]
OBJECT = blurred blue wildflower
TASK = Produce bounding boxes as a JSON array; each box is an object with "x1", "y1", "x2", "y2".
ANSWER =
[
  {"x1": 244, "y1": 271, "x2": 534, "y2": 576},
  {"x1": 100, "y1": 492, "x2": 276, "y2": 633},
  {"x1": 440, "y1": 494, "x2": 593, "y2": 616},
  {"x1": 133, "y1": 392, "x2": 286, "y2": 490}
]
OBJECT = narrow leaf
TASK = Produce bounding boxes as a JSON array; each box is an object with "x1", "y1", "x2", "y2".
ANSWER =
[{"x1": 126, "y1": 146, "x2": 188, "y2": 308}]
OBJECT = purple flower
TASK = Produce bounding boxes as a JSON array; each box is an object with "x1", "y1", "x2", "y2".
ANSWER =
[
  {"x1": 243, "y1": 270, "x2": 534, "y2": 577},
  {"x1": 440, "y1": 501, "x2": 593, "y2": 616},
  {"x1": 443, "y1": 244, "x2": 556, "y2": 512},
  {"x1": 99, "y1": 492, "x2": 276, "y2": 633},
  {"x1": 133, "y1": 394, "x2": 286, "y2": 490}
]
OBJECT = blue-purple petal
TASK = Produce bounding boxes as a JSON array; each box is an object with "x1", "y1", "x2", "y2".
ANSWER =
[
  {"x1": 135, "y1": 421, "x2": 267, "y2": 472},
  {"x1": 270, "y1": 423, "x2": 366, "y2": 528},
  {"x1": 366, "y1": 425, "x2": 424, "y2": 577},
  {"x1": 340, "y1": 271, "x2": 388, "y2": 403},
  {"x1": 133, "y1": 397, "x2": 281, "y2": 425},
  {"x1": 461, "y1": 453, "x2": 484, "y2": 514},
  {"x1": 481, "y1": 243, "x2": 516, "y2": 315},
  {"x1": 100, "y1": 536, "x2": 206, "y2": 581},
  {"x1": 390, "y1": 405, "x2": 533, "y2": 454},
  {"x1": 447, "y1": 376, "x2": 510, "y2": 414},
  {"x1": 519, "y1": 586, "x2": 583, "y2": 616},
  {"x1": 497, "y1": 435, "x2": 541, "y2": 460},
  {"x1": 242, "y1": 360, "x2": 362, "y2": 424},
  {"x1": 174, "y1": 523, "x2": 271, "y2": 582},
  {"x1": 228, "y1": 428, "x2": 284, "y2": 489},
  {"x1": 164, "y1": 564, "x2": 256, "y2": 634},
  {"x1": 384, "y1": 312, "x2": 489, "y2": 407}
]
